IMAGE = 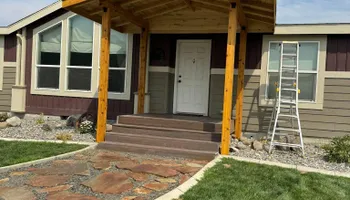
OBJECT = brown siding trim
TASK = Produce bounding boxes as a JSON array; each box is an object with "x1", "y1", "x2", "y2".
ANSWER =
[
  {"x1": 4, "y1": 33, "x2": 17, "y2": 62},
  {"x1": 326, "y1": 34, "x2": 350, "y2": 71}
]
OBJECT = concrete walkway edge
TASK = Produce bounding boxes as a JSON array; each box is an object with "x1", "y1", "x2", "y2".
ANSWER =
[
  {"x1": 156, "y1": 155, "x2": 350, "y2": 200},
  {"x1": 0, "y1": 138, "x2": 97, "y2": 173}
]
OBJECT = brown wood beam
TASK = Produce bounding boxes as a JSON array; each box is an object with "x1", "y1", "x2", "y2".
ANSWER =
[
  {"x1": 121, "y1": 0, "x2": 143, "y2": 7},
  {"x1": 244, "y1": 7, "x2": 274, "y2": 19},
  {"x1": 137, "y1": 28, "x2": 149, "y2": 114},
  {"x1": 221, "y1": 3, "x2": 238, "y2": 155},
  {"x1": 234, "y1": 27, "x2": 247, "y2": 140},
  {"x1": 100, "y1": 0, "x2": 149, "y2": 28},
  {"x1": 192, "y1": 0, "x2": 229, "y2": 9},
  {"x1": 96, "y1": 6, "x2": 111, "y2": 143},
  {"x1": 134, "y1": 0, "x2": 177, "y2": 14},
  {"x1": 230, "y1": 0, "x2": 247, "y2": 27},
  {"x1": 191, "y1": 2, "x2": 228, "y2": 15},
  {"x1": 246, "y1": 13, "x2": 274, "y2": 24},
  {"x1": 62, "y1": 0, "x2": 90, "y2": 8},
  {"x1": 183, "y1": 0, "x2": 195, "y2": 11},
  {"x1": 241, "y1": 0, "x2": 274, "y2": 12}
]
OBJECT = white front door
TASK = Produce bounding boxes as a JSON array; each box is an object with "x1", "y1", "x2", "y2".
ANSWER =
[{"x1": 174, "y1": 40, "x2": 211, "y2": 116}]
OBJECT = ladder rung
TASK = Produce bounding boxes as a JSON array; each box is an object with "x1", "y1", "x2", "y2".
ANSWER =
[
  {"x1": 283, "y1": 53, "x2": 297, "y2": 57},
  {"x1": 281, "y1": 88, "x2": 297, "y2": 92},
  {"x1": 271, "y1": 142, "x2": 302, "y2": 148},
  {"x1": 281, "y1": 77, "x2": 296, "y2": 80},
  {"x1": 280, "y1": 101, "x2": 296, "y2": 105},
  {"x1": 282, "y1": 65, "x2": 297, "y2": 68},
  {"x1": 279, "y1": 114, "x2": 298, "y2": 118},
  {"x1": 268, "y1": 132, "x2": 289, "y2": 136},
  {"x1": 275, "y1": 127, "x2": 300, "y2": 132}
]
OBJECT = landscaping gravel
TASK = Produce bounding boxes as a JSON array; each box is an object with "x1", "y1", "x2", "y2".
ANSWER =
[
  {"x1": 232, "y1": 143, "x2": 350, "y2": 173},
  {"x1": 0, "y1": 115, "x2": 95, "y2": 142}
]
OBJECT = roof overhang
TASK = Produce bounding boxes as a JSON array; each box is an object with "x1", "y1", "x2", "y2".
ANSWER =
[
  {"x1": 62, "y1": 0, "x2": 277, "y2": 33},
  {"x1": 0, "y1": 1, "x2": 62, "y2": 35},
  {"x1": 275, "y1": 23, "x2": 350, "y2": 35}
]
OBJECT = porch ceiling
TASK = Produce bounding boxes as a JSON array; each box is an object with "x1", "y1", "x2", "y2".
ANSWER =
[{"x1": 62, "y1": 0, "x2": 276, "y2": 33}]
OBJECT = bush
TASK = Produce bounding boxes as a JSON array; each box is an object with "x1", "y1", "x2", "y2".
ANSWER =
[
  {"x1": 0, "y1": 113, "x2": 8, "y2": 122},
  {"x1": 322, "y1": 135, "x2": 350, "y2": 163},
  {"x1": 56, "y1": 133, "x2": 72, "y2": 142},
  {"x1": 79, "y1": 120, "x2": 94, "y2": 134}
]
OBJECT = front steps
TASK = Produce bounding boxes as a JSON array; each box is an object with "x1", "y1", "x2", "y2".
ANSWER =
[{"x1": 98, "y1": 114, "x2": 229, "y2": 160}]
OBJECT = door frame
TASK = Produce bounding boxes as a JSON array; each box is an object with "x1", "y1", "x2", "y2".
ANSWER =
[{"x1": 173, "y1": 39, "x2": 212, "y2": 116}]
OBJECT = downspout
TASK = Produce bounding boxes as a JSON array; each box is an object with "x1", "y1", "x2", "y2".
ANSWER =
[
  {"x1": 15, "y1": 31, "x2": 21, "y2": 86},
  {"x1": 16, "y1": 27, "x2": 26, "y2": 86}
]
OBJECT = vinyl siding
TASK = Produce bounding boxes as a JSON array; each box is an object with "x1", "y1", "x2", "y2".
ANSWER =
[
  {"x1": 148, "y1": 72, "x2": 174, "y2": 113},
  {"x1": 0, "y1": 67, "x2": 15, "y2": 111}
]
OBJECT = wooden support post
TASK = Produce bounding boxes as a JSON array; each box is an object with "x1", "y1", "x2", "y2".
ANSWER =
[
  {"x1": 221, "y1": 3, "x2": 237, "y2": 155},
  {"x1": 235, "y1": 27, "x2": 247, "y2": 139},
  {"x1": 137, "y1": 28, "x2": 149, "y2": 114},
  {"x1": 96, "y1": 7, "x2": 111, "y2": 143}
]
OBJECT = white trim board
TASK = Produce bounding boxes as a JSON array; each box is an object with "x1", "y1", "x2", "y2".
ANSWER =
[
  {"x1": 324, "y1": 72, "x2": 350, "y2": 78},
  {"x1": 211, "y1": 68, "x2": 261, "y2": 76},
  {"x1": 149, "y1": 66, "x2": 175, "y2": 74}
]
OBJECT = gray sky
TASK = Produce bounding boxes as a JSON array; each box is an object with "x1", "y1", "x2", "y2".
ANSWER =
[{"x1": 0, "y1": 0, "x2": 350, "y2": 26}]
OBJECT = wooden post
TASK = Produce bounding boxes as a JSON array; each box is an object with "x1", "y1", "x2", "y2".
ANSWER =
[
  {"x1": 235, "y1": 28, "x2": 247, "y2": 139},
  {"x1": 96, "y1": 7, "x2": 111, "y2": 143},
  {"x1": 221, "y1": 3, "x2": 238, "y2": 155},
  {"x1": 137, "y1": 28, "x2": 149, "y2": 114}
]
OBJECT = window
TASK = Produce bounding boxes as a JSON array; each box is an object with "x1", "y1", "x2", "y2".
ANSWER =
[
  {"x1": 36, "y1": 23, "x2": 62, "y2": 89},
  {"x1": 108, "y1": 30, "x2": 127, "y2": 93},
  {"x1": 266, "y1": 42, "x2": 319, "y2": 102},
  {"x1": 67, "y1": 15, "x2": 94, "y2": 91}
]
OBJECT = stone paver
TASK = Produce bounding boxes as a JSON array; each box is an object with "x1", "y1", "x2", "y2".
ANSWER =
[
  {"x1": 0, "y1": 187, "x2": 36, "y2": 200},
  {"x1": 143, "y1": 182, "x2": 169, "y2": 191},
  {"x1": 131, "y1": 164, "x2": 178, "y2": 178},
  {"x1": 175, "y1": 166, "x2": 201, "y2": 174},
  {"x1": 27, "y1": 175, "x2": 71, "y2": 187},
  {"x1": 116, "y1": 161, "x2": 139, "y2": 170},
  {"x1": 179, "y1": 174, "x2": 190, "y2": 184},
  {"x1": 92, "y1": 162, "x2": 110, "y2": 170},
  {"x1": 133, "y1": 187, "x2": 153, "y2": 195},
  {"x1": 82, "y1": 172, "x2": 133, "y2": 194},
  {"x1": 35, "y1": 185, "x2": 73, "y2": 194},
  {"x1": 32, "y1": 160, "x2": 90, "y2": 176},
  {"x1": 156, "y1": 178, "x2": 177, "y2": 183},
  {"x1": 127, "y1": 172, "x2": 149, "y2": 182},
  {"x1": 90, "y1": 152, "x2": 130, "y2": 163},
  {"x1": 46, "y1": 191, "x2": 99, "y2": 200},
  {"x1": 0, "y1": 178, "x2": 9, "y2": 184},
  {"x1": 141, "y1": 159, "x2": 183, "y2": 167},
  {"x1": 10, "y1": 171, "x2": 29, "y2": 176}
]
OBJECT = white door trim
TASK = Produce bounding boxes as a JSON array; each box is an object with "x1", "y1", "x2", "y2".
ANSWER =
[{"x1": 173, "y1": 39, "x2": 212, "y2": 116}]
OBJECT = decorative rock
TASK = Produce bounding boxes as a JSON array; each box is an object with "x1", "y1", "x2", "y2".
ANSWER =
[
  {"x1": 35, "y1": 184, "x2": 73, "y2": 194},
  {"x1": 179, "y1": 174, "x2": 190, "y2": 184},
  {"x1": 229, "y1": 147, "x2": 240, "y2": 153},
  {"x1": 240, "y1": 136, "x2": 252, "y2": 146},
  {"x1": 27, "y1": 175, "x2": 70, "y2": 187},
  {"x1": 66, "y1": 114, "x2": 81, "y2": 127},
  {"x1": 6, "y1": 116, "x2": 21, "y2": 127},
  {"x1": 127, "y1": 172, "x2": 148, "y2": 182},
  {"x1": 236, "y1": 142, "x2": 248, "y2": 150},
  {"x1": 253, "y1": 140, "x2": 263, "y2": 151},
  {"x1": 10, "y1": 171, "x2": 29, "y2": 176},
  {"x1": 93, "y1": 162, "x2": 110, "y2": 170},
  {"x1": 263, "y1": 144, "x2": 270, "y2": 153},
  {"x1": 0, "y1": 186, "x2": 36, "y2": 200},
  {"x1": 156, "y1": 178, "x2": 177, "y2": 183},
  {"x1": 175, "y1": 166, "x2": 200, "y2": 174},
  {"x1": 122, "y1": 196, "x2": 139, "y2": 200},
  {"x1": 276, "y1": 136, "x2": 289, "y2": 151},
  {"x1": 185, "y1": 162, "x2": 204, "y2": 168},
  {"x1": 41, "y1": 123, "x2": 52, "y2": 132},
  {"x1": 131, "y1": 164, "x2": 178, "y2": 178},
  {"x1": 82, "y1": 172, "x2": 133, "y2": 194},
  {"x1": 47, "y1": 191, "x2": 99, "y2": 200},
  {"x1": 0, "y1": 178, "x2": 9, "y2": 184},
  {"x1": 116, "y1": 161, "x2": 139, "y2": 170},
  {"x1": 106, "y1": 124, "x2": 113, "y2": 132},
  {"x1": 0, "y1": 122, "x2": 8, "y2": 129},
  {"x1": 133, "y1": 187, "x2": 153, "y2": 195},
  {"x1": 143, "y1": 182, "x2": 169, "y2": 191}
]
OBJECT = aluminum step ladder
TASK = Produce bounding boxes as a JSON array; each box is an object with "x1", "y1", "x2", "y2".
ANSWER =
[{"x1": 268, "y1": 42, "x2": 305, "y2": 155}]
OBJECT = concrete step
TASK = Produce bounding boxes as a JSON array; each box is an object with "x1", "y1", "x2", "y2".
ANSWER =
[
  {"x1": 112, "y1": 124, "x2": 222, "y2": 142},
  {"x1": 117, "y1": 115, "x2": 222, "y2": 132},
  {"x1": 105, "y1": 132, "x2": 220, "y2": 151},
  {"x1": 97, "y1": 141, "x2": 217, "y2": 160}
]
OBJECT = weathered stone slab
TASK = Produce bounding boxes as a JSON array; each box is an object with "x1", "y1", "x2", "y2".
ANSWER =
[
  {"x1": 175, "y1": 166, "x2": 201, "y2": 174},
  {"x1": 32, "y1": 160, "x2": 90, "y2": 176},
  {"x1": 0, "y1": 178, "x2": 9, "y2": 184},
  {"x1": 35, "y1": 185, "x2": 73, "y2": 194},
  {"x1": 143, "y1": 182, "x2": 169, "y2": 191},
  {"x1": 156, "y1": 178, "x2": 177, "y2": 183},
  {"x1": 92, "y1": 162, "x2": 110, "y2": 170},
  {"x1": 130, "y1": 164, "x2": 178, "y2": 178},
  {"x1": 90, "y1": 152, "x2": 130, "y2": 163},
  {"x1": 179, "y1": 174, "x2": 190, "y2": 184},
  {"x1": 82, "y1": 172, "x2": 133, "y2": 194},
  {"x1": 10, "y1": 171, "x2": 29, "y2": 176},
  {"x1": 127, "y1": 172, "x2": 148, "y2": 182},
  {"x1": 133, "y1": 187, "x2": 153, "y2": 195},
  {"x1": 0, "y1": 187, "x2": 36, "y2": 200},
  {"x1": 115, "y1": 161, "x2": 139, "y2": 170},
  {"x1": 27, "y1": 175, "x2": 70, "y2": 187},
  {"x1": 47, "y1": 191, "x2": 99, "y2": 200}
]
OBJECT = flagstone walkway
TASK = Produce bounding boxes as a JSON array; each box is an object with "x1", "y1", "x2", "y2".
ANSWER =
[{"x1": 0, "y1": 150, "x2": 209, "y2": 200}]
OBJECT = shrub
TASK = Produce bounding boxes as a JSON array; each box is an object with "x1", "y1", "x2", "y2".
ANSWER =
[
  {"x1": 36, "y1": 113, "x2": 45, "y2": 125},
  {"x1": 56, "y1": 133, "x2": 72, "y2": 142},
  {"x1": 79, "y1": 120, "x2": 94, "y2": 134},
  {"x1": 0, "y1": 113, "x2": 8, "y2": 122},
  {"x1": 322, "y1": 135, "x2": 350, "y2": 163}
]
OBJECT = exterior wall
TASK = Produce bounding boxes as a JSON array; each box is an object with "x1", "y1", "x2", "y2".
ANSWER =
[
  {"x1": 24, "y1": 9, "x2": 139, "y2": 119},
  {"x1": 4, "y1": 33, "x2": 17, "y2": 62},
  {"x1": 148, "y1": 72, "x2": 174, "y2": 113},
  {"x1": 0, "y1": 66, "x2": 16, "y2": 112},
  {"x1": 326, "y1": 35, "x2": 350, "y2": 71}
]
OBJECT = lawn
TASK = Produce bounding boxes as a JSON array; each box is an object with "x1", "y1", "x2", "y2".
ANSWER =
[
  {"x1": 0, "y1": 140, "x2": 87, "y2": 167},
  {"x1": 181, "y1": 158, "x2": 350, "y2": 200}
]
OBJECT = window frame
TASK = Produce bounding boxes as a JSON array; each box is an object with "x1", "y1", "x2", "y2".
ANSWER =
[
  {"x1": 31, "y1": 12, "x2": 133, "y2": 100},
  {"x1": 259, "y1": 35, "x2": 327, "y2": 110},
  {"x1": 265, "y1": 41, "x2": 320, "y2": 103}
]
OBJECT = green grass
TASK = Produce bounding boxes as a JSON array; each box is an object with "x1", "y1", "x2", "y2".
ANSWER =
[
  {"x1": 0, "y1": 140, "x2": 87, "y2": 167},
  {"x1": 181, "y1": 158, "x2": 350, "y2": 200}
]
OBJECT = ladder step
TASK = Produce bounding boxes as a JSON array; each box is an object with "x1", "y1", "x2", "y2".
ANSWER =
[
  {"x1": 279, "y1": 114, "x2": 298, "y2": 118},
  {"x1": 282, "y1": 65, "x2": 297, "y2": 68},
  {"x1": 281, "y1": 88, "x2": 297, "y2": 92},
  {"x1": 267, "y1": 132, "x2": 289, "y2": 136},
  {"x1": 271, "y1": 142, "x2": 302, "y2": 148},
  {"x1": 282, "y1": 53, "x2": 297, "y2": 57},
  {"x1": 281, "y1": 77, "x2": 296, "y2": 80},
  {"x1": 275, "y1": 127, "x2": 300, "y2": 132}
]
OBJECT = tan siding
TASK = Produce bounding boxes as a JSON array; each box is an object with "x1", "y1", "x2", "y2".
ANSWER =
[
  {"x1": 209, "y1": 76, "x2": 350, "y2": 138},
  {"x1": 148, "y1": 72, "x2": 174, "y2": 114},
  {"x1": 0, "y1": 67, "x2": 15, "y2": 112}
]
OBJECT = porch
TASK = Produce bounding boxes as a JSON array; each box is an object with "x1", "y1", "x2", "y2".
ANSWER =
[{"x1": 62, "y1": 0, "x2": 277, "y2": 156}]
